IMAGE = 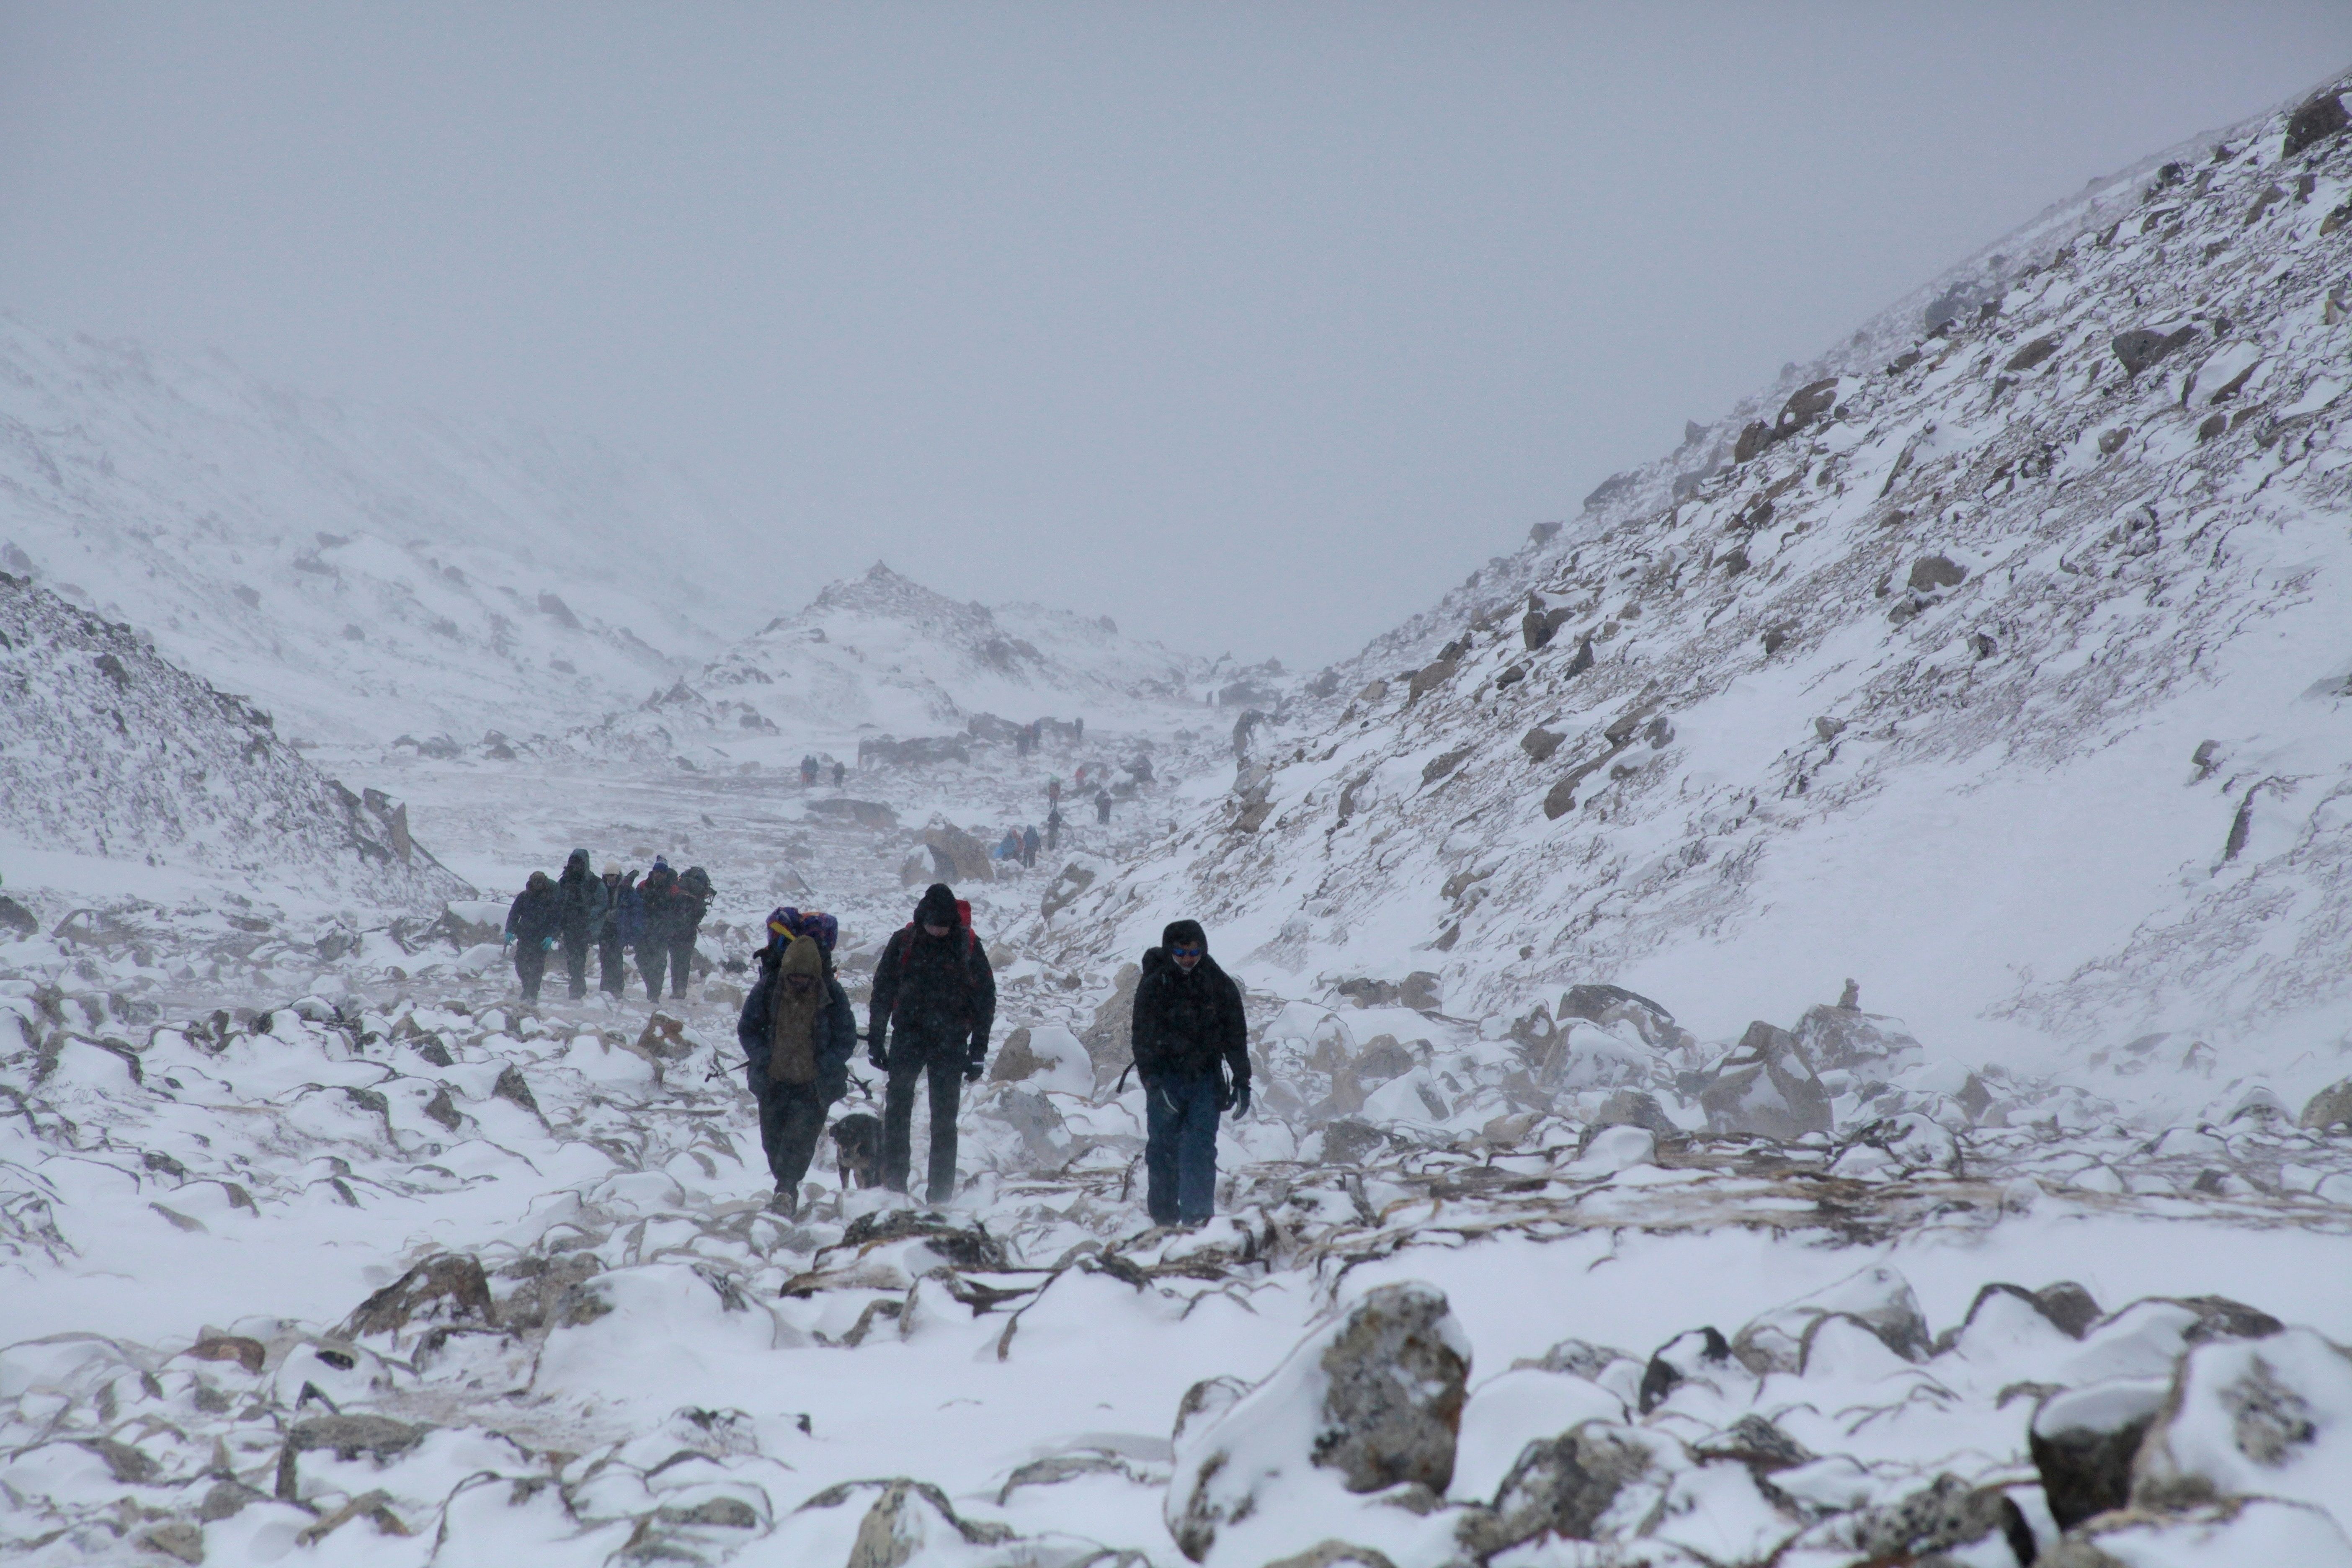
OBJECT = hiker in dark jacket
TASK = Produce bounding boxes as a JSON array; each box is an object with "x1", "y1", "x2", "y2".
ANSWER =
[
  {"x1": 1095, "y1": 789, "x2": 1113, "y2": 825},
  {"x1": 1021, "y1": 824, "x2": 1040, "y2": 868},
  {"x1": 636, "y1": 859, "x2": 680, "y2": 999},
  {"x1": 1130, "y1": 918, "x2": 1249, "y2": 1226},
  {"x1": 553, "y1": 848, "x2": 607, "y2": 1001},
  {"x1": 503, "y1": 871, "x2": 561, "y2": 1004},
  {"x1": 668, "y1": 866, "x2": 712, "y2": 995},
  {"x1": 737, "y1": 910, "x2": 856, "y2": 1216},
  {"x1": 597, "y1": 863, "x2": 634, "y2": 996},
  {"x1": 869, "y1": 883, "x2": 996, "y2": 1203}
]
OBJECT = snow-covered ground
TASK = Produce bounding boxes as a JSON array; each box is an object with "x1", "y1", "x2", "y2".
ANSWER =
[{"x1": 3, "y1": 67, "x2": 2352, "y2": 1568}]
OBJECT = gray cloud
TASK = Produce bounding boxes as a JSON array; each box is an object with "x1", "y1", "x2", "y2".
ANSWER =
[{"x1": 3, "y1": 2, "x2": 2344, "y2": 665}]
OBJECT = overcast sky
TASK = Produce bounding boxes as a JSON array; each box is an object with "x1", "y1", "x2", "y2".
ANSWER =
[{"x1": 3, "y1": 5, "x2": 2347, "y2": 666}]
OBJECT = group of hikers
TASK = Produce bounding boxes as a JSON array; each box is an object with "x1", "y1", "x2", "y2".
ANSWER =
[
  {"x1": 738, "y1": 883, "x2": 1250, "y2": 1225},
  {"x1": 798, "y1": 754, "x2": 845, "y2": 788},
  {"x1": 503, "y1": 852, "x2": 713, "y2": 1003}
]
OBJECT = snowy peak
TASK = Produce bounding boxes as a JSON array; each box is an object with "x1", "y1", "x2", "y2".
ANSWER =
[{"x1": 690, "y1": 560, "x2": 1210, "y2": 743}]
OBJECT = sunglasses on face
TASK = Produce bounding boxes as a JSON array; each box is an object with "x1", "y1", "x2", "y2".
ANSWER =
[{"x1": 1170, "y1": 946, "x2": 1203, "y2": 959}]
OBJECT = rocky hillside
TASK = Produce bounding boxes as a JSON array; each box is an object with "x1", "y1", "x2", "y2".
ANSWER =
[
  {"x1": 1034, "y1": 76, "x2": 2352, "y2": 1076},
  {"x1": 0, "y1": 572, "x2": 472, "y2": 910},
  {"x1": 0, "y1": 315, "x2": 763, "y2": 745}
]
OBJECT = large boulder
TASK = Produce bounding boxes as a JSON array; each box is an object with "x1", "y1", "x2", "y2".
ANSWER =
[
  {"x1": 2131, "y1": 1325, "x2": 2352, "y2": 1518},
  {"x1": 1079, "y1": 962, "x2": 1142, "y2": 1091},
  {"x1": 1728, "y1": 1264, "x2": 1930, "y2": 1374},
  {"x1": 1457, "y1": 1423, "x2": 1658, "y2": 1558},
  {"x1": 1698, "y1": 1021, "x2": 1831, "y2": 1139},
  {"x1": 2040, "y1": 1498, "x2": 2352, "y2": 1566},
  {"x1": 2032, "y1": 1377, "x2": 2172, "y2": 1529},
  {"x1": 1558, "y1": 984, "x2": 1687, "y2": 1051},
  {"x1": 2302, "y1": 1079, "x2": 2352, "y2": 1133},
  {"x1": 1792, "y1": 1002, "x2": 1923, "y2": 1075},
  {"x1": 1166, "y1": 1282, "x2": 1470, "y2": 1563},
  {"x1": 918, "y1": 820, "x2": 995, "y2": 882}
]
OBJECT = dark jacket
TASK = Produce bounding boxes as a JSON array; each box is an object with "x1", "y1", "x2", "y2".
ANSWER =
[
  {"x1": 1130, "y1": 920, "x2": 1248, "y2": 1086},
  {"x1": 555, "y1": 849, "x2": 608, "y2": 944},
  {"x1": 870, "y1": 883, "x2": 996, "y2": 1058},
  {"x1": 614, "y1": 874, "x2": 647, "y2": 946},
  {"x1": 504, "y1": 880, "x2": 561, "y2": 944},
  {"x1": 738, "y1": 965, "x2": 857, "y2": 1101},
  {"x1": 598, "y1": 872, "x2": 630, "y2": 943}
]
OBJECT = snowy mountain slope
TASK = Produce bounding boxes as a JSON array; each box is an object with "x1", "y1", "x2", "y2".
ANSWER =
[
  {"x1": 0, "y1": 315, "x2": 765, "y2": 745},
  {"x1": 0, "y1": 572, "x2": 471, "y2": 911},
  {"x1": 1033, "y1": 75, "x2": 2352, "y2": 1077}
]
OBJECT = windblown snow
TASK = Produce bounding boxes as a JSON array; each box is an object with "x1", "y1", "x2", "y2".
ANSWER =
[{"x1": 3, "y1": 67, "x2": 2352, "y2": 1568}]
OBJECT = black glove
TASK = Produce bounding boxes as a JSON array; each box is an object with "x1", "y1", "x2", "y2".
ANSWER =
[
  {"x1": 868, "y1": 1039, "x2": 889, "y2": 1073},
  {"x1": 1215, "y1": 1077, "x2": 1236, "y2": 1112},
  {"x1": 963, "y1": 1055, "x2": 984, "y2": 1083},
  {"x1": 1232, "y1": 1083, "x2": 1251, "y2": 1119}
]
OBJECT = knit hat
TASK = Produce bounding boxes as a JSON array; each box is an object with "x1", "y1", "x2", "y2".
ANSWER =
[
  {"x1": 780, "y1": 933, "x2": 824, "y2": 980},
  {"x1": 603, "y1": 861, "x2": 621, "y2": 877},
  {"x1": 916, "y1": 883, "x2": 961, "y2": 928}
]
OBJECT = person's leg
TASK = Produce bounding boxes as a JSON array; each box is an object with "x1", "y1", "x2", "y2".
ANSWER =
[
  {"x1": 669, "y1": 941, "x2": 693, "y2": 998},
  {"x1": 881, "y1": 1053, "x2": 923, "y2": 1193},
  {"x1": 924, "y1": 1055, "x2": 963, "y2": 1205},
  {"x1": 1176, "y1": 1073, "x2": 1222, "y2": 1225},
  {"x1": 770, "y1": 1090, "x2": 829, "y2": 1197},
  {"x1": 639, "y1": 942, "x2": 662, "y2": 1000},
  {"x1": 599, "y1": 939, "x2": 624, "y2": 995},
  {"x1": 565, "y1": 939, "x2": 588, "y2": 999},
  {"x1": 516, "y1": 944, "x2": 545, "y2": 1003},
  {"x1": 745, "y1": 1064, "x2": 791, "y2": 1181},
  {"x1": 1142, "y1": 1076, "x2": 1180, "y2": 1225}
]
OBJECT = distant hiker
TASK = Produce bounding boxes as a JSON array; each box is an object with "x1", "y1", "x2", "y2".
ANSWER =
[
  {"x1": 832, "y1": 760, "x2": 845, "y2": 788},
  {"x1": 1021, "y1": 823, "x2": 1040, "y2": 868},
  {"x1": 995, "y1": 828, "x2": 1022, "y2": 863},
  {"x1": 1073, "y1": 716, "x2": 1083, "y2": 741},
  {"x1": 800, "y1": 753, "x2": 819, "y2": 787},
  {"x1": 503, "y1": 871, "x2": 560, "y2": 1004},
  {"x1": 1045, "y1": 808, "x2": 1062, "y2": 852},
  {"x1": 1130, "y1": 918, "x2": 1249, "y2": 1227},
  {"x1": 636, "y1": 858, "x2": 682, "y2": 999},
  {"x1": 1015, "y1": 727, "x2": 1031, "y2": 759},
  {"x1": 553, "y1": 848, "x2": 607, "y2": 1001},
  {"x1": 1095, "y1": 789, "x2": 1113, "y2": 825},
  {"x1": 597, "y1": 862, "x2": 634, "y2": 996},
  {"x1": 1046, "y1": 776, "x2": 1062, "y2": 808},
  {"x1": 736, "y1": 907, "x2": 853, "y2": 1216},
  {"x1": 869, "y1": 884, "x2": 996, "y2": 1204}
]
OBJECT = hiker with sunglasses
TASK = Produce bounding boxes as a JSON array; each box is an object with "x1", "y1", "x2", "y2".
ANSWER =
[{"x1": 1128, "y1": 918, "x2": 1250, "y2": 1228}]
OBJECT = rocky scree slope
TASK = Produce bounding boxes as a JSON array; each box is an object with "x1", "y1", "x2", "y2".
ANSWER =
[
  {"x1": 0, "y1": 315, "x2": 760, "y2": 745},
  {"x1": 1040, "y1": 73, "x2": 2352, "y2": 1068},
  {"x1": 0, "y1": 573, "x2": 471, "y2": 911}
]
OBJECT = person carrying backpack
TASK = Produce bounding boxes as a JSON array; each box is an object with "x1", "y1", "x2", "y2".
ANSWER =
[
  {"x1": 869, "y1": 883, "x2": 995, "y2": 1204},
  {"x1": 1095, "y1": 789, "x2": 1113, "y2": 825},
  {"x1": 597, "y1": 863, "x2": 635, "y2": 996},
  {"x1": 553, "y1": 848, "x2": 607, "y2": 1001},
  {"x1": 1021, "y1": 823, "x2": 1040, "y2": 868},
  {"x1": 1129, "y1": 918, "x2": 1249, "y2": 1227},
  {"x1": 503, "y1": 871, "x2": 560, "y2": 1003},
  {"x1": 736, "y1": 907, "x2": 854, "y2": 1216},
  {"x1": 667, "y1": 866, "x2": 714, "y2": 996},
  {"x1": 637, "y1": 858, "x2": 681, "y2": 999}
]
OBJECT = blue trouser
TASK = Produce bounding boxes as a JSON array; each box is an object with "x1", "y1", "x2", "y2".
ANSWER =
[{"x1": 1144, "y1": 1070, "x2": 1222, "y2": 1225}]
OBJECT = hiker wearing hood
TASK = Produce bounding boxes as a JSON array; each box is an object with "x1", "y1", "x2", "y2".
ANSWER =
[
  {"x1": 736, "y1": 921, "x2": 856, "y2": 1215},
  {"x1": 553, "y1": 849, "x2": 608, "y2": 1001},
  {"x1": 504, "y1": 871, "x2": 561, "y2": 1004},
  {"x1": 1130, "y1": 919, "x2": 1249, "y2": 1226},
  {"x1": 597, "y1": 863, "x2": 634, "y2": 996},
  {"x1": 869, "y1": 883, "x2": 996, "y2": 1203}
]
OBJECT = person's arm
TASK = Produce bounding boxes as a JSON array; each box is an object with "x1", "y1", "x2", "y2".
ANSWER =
[
  {"x1": 505, "y1": 895, "x2": 524, "y2": 940},
  {"x1": 868, "y1": 931, "x2": 903, "y2": 1060},
  {"x1": 737, "y1": 973, "x2": 769, "y2": 1064},
  {"x1": 820, "y1": 980, "x2": 857, "y2": 1065},
  {"x1": 965, "y1": 941, "x2": 997, "y2": 1068},
  {"x1": 1129, "y1": 972, "x2": 1157, "y2": 1081},
  {"x1": 1219, "y1": 972, "x2": 1251, "y2": 1105}
]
